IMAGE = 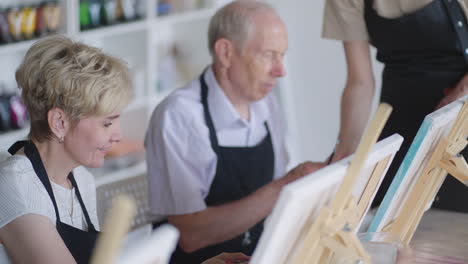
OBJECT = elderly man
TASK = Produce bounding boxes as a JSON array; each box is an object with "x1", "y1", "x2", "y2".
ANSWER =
[{"x1": 145, "y1": 1, "x2": 323, "y2": 263}]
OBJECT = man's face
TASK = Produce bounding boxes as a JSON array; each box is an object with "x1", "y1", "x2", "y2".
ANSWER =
[{"x1": 228, "y1": 12, "x2": 288, "y2": 104}]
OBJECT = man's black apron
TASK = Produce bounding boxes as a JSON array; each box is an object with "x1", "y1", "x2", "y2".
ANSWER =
[
  {"x1": 169, "y1": 74, "x2": 275, "y2": 264},
  {"x1": 8, "y1": 141, "x2": 98, "y2": 264},
  {"x1": 365, "y1": 0, "x2": 468, "y2": 211}
]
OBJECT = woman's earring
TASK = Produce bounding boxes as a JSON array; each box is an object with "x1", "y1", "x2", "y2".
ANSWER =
[{"x1": 59, "y1": 136, "x2": 64, "y2": 143}]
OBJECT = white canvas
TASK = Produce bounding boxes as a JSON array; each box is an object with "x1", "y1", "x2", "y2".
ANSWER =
[
  {"x1": 368, "y1": 96, "x2": 468, "y2": 234},
  {"x1": 251, "y1": 135, "x2": 403, "y2": 264},
  {"x1": 117, "y1": 224, "x2": 179, "y2": 264}
]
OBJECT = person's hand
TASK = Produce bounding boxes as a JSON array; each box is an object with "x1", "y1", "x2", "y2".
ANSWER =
[
  {"x1": 280, "y1": 161, "x2": 326, "y2": 186},
  {"x1": 435, "y1": 73, "x2": 468, "y2": 109},
  {"x1": 201, "y1": 252, "x2": 250, "y2": 264}
]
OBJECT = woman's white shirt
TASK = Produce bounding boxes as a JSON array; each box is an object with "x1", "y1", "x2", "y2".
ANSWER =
[{"x1": 0, "y1": 154, "x2": 99, "y2": 263}]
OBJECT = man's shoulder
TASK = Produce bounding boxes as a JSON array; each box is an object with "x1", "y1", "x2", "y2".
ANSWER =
[
  {"x1": 150, "y1": 78, "x2": 205, "y2": 127},
  {"x1": 165, "y1": 80, "x2": 201, "y2": 109}
]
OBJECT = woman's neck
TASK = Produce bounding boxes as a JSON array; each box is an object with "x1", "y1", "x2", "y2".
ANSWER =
[{"x1": 33, "y1": 140, "x2": 75, "y2": 189}]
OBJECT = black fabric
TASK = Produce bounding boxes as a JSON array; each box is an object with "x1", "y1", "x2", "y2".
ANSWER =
[
  {"x1": 169, "y1": 73, "x2": 275, "y2": 264},
  {"x1": 8, "y1": 141, "x2": 98, "y2": 264},
  {"x1": 364, "y1": 0, "x2": 468, "y2": 211}
]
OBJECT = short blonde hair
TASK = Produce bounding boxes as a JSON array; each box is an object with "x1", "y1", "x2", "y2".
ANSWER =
[{"x1": 16, "y1": 35, "x2": 132, "y2": 142}]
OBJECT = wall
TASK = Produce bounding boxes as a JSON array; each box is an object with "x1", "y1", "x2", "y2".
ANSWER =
[{"x1": 270, "y1": 0, "x2": 383, "y2": 165}]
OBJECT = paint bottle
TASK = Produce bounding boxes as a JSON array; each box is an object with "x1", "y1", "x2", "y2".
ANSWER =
[
  {"x1": 21, "y1": 5, "x2": 37, "y2": 40},
  {"x1": 0, "y1": 8, "x2": 12, "y2": 44},
  {"x1": 34, "y1": 3, "x2": 46, "y2": 37},
  {"x1": 80, "y1": 0, "x2": 91, "y2": 30},
  {"x1": 7, "y1": 7, "x2": 23, "y2": 41},
  {"x1": 89, "y1": 0, "x2": 101, "y2": 27},
  {"x1": 101, "y1": 0, "x2": 117, "y2": 25}
]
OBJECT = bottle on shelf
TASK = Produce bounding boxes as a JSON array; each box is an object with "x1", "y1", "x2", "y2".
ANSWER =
[
  {"x1": 80, "y1": 0, "x2": 144, "y2": 31},
  {"x1": 0, "y1": 1, "x2": 61, "y2": 45},
  {"x1": 7, "y1": 7, "x2": 22, "y2": 41},
  {"x1": 80, "y1": 0, "x2": 91, "y2": 30},
  {"x1": 0, "y1": 82, "x2": 28, "y2": 133},
  {"x1": 156, "y1": 0, "x2": 172, "y2": 16},
  {"x1": 0, "y1": 8, "x2": 12, "y2": 44},
  {"x1": 88, "y1": 0, "x2": 102, "y2": 27},
  {"x1": 100, "y1": 0, "x2": 117, "y2": 25},
  {"x1": 43, "y1": 1, "x2": 61, "y2": 34}
]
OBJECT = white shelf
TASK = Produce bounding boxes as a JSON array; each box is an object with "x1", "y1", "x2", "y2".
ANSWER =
[
  {"x1": 95, "y1": 161, "x2": 147, "y2": 187},
  {"x1": 0, "y1": 39, "x2": 37, "y2": 55},
  {"x1": 155, "y1": 7, "x2": 217, "y2": 26},
  {"x1": 0, "y1": 126, "x2": 30, "y2": 151},
  {"x1": 78, "y1": 20, "x2": 148, "y2": 39}
]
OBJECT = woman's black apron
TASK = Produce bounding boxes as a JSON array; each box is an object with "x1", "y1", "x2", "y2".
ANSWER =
[
  {"x1": 169, "y1": 73, "x2": 275, "y2": 264},
  {"x1": 365, "y1": 0, "x2": 468, "y2": 211},
  {"x1": 8, "y1": 141, "x2": 98, "y2": 264}
]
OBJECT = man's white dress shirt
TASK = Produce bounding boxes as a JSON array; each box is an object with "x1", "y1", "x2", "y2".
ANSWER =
[{"x1": 145, "y1": 67, "x2": 289, "y2": 217}]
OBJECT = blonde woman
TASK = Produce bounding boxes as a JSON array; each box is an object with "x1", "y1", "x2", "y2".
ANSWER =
[{"x1": 0, "y1": 35, "x2": 132, "y2": 264}]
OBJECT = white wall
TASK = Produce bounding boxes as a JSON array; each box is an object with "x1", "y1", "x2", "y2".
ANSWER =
[{"x1": 270, "y1": 0, "x2": 383, "y2": 165}]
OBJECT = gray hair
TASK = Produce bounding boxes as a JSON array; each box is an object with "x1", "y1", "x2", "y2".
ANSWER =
[{"x1": 208, "y1": 0, "x2": 277, "y2": 56}]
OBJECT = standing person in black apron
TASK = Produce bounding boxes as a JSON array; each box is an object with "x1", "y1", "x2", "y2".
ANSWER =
[
  {"x1": 0, "y1": 35, "x2": 132, "y2": 264},
  {"x1": 145, "y1": 1, "x2": 325, "y2": 263},
  {"x1": 323, "y1": 0, "x2": 468, "y2": 210}
]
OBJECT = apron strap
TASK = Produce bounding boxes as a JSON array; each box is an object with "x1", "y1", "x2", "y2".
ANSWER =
[
  {"x1": 442, "y1": 0, "x2": 468, "y2": 65},
  {"x1": 23, "y1": 141, "x2": 62, "y2": 222},
  {"x1": 69, "y1": 174, "x2": 97, "y2": 232},
  {"x1": 364, "y1": 0, "x2": 372, "y2": 9},
  {"x1": 200, "y1": 70, "x2": 222, "y2": 155},
  {"x1": 8, "y1": 140, "x2": 27, "y2": 155}
]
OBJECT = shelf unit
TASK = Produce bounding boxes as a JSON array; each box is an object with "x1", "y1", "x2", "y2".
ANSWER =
[{"x1": 0, "y1": 0, "x2": 230, "y2": 183}]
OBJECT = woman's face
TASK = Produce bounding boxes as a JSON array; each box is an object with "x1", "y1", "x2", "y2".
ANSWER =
[{"x1": 64, "y1": 112, "x2": 122, "y2": 168}]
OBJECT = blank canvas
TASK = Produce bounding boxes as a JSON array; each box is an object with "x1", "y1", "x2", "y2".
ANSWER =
[
  {"x1": 251, "y1": 135, "x2": 403, "y2": 264},
  {"x1": 368, "y1": 96, "x2": 468, "y2": 233}
]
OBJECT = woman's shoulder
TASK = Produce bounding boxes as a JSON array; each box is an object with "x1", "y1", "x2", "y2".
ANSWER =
[
  {"x1": 0, "y1": 155, "x2": 36, "y2": 185},
  {"x1": 0, "y1": 155, "x2": 56, "y2": 228}
]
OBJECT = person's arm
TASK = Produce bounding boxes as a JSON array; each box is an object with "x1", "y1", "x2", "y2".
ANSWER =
[
  {"x1": 0, "y1": 214, "x2": 76, "y2": 264},
  {"x1": 435, "y1": 72, "x2": 468, "y2": 109},
  {"x1": 168, "y1": 161, "x2": 324, "y2": 253},
  {"x1": 331, "y1": 41, "x2": 376, "y2": 162}
]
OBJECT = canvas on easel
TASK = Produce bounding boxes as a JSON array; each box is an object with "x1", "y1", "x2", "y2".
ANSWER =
[
  {"x1": 91, "y1": 194, "x2": 179, "y2": 264},
  {"x1": 368, "y1": 95, "x2": 468, "y2": 245},
  {"x1": 251, "y1": 104, "x2": 403, "y2": 264},
  {"x1": 91, "y1": 195, "x2": 136, "y2": 264},
  {"x1": 117, "y1": 224, "x2": 179, "y2": 264}
]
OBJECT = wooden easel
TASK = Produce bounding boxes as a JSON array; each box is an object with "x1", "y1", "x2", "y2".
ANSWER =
[
  {"x1": 290, "y1": 103, "x2": 393, "y2": 264},
  {"x1": 90, "y1": 195, "x2": 136, "y2": 264},
  {"x1": 382, "y1": 101, "x2": 468, "y2": 245}
]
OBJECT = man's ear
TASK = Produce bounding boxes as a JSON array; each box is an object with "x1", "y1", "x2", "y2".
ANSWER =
[
  {"x1": 48, "y1": 108, "x2": 69, "y2": 140},
  {"x1": 214, "y1": 38, "x2": 234, "y2": 68}
]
